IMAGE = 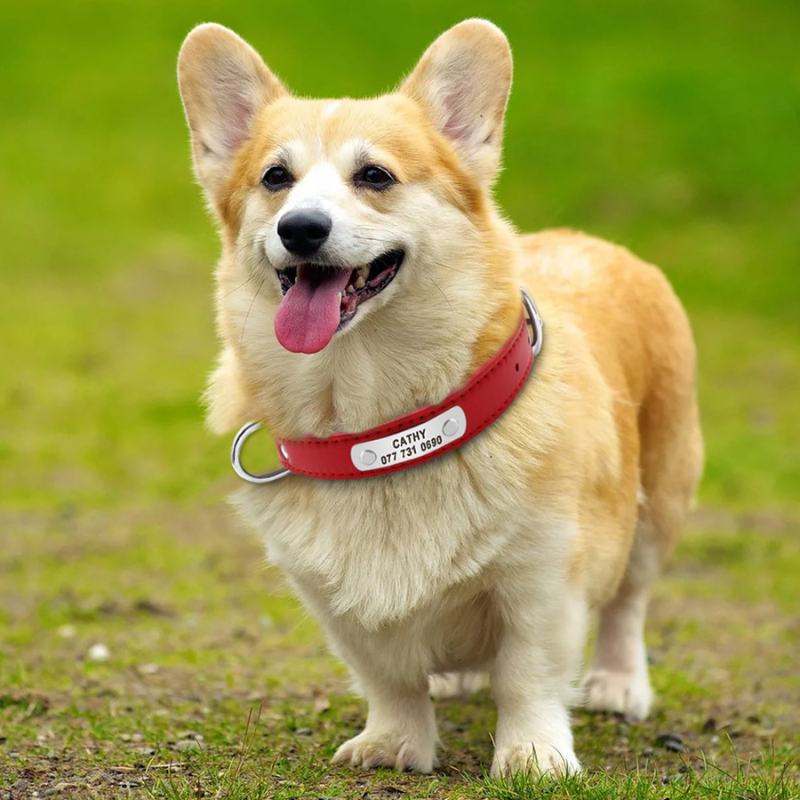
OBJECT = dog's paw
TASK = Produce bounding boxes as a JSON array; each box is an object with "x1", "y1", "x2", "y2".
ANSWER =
[
  {"x1": 582, "y1": 667, "x2": 653, "y2": 721},
  {"x1": 332, "y1": 731, "x2": 436, "y2": 773},
  {"x1": 491, "y1": 740, "x2": 581, "y2": 778},
  {"x1": 429, "y1": 671, "x2": 487, "y2": 699}
]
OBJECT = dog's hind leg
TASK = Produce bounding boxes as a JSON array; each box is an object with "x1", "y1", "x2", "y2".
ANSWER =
[
  {"x1": 429, "y1": 671, "x2": 488, "y2": 699},
  {"x1": 584, "y1": 377, "x2": 703, "y2": 721},
  {"x1": 582, "y1": 511, "x2": 659, "y2": 720}
]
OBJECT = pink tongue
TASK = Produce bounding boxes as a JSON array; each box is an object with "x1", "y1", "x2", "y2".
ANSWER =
[{"x1": 274, "y1": 267, "x2": 353, "y2": 354}]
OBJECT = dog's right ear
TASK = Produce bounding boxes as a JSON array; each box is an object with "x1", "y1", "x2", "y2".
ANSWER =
[
  {"x1": 178, "y1": 24, "x2": 287, "y2": 196},
  {"x1": 401, "y1": 20, "x2": 512, "y2": 188}
]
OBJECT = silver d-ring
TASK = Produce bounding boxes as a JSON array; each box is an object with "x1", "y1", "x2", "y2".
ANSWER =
[
  {"x1": 520, "y1": 287, "x2": 544, "y2": 356},
  {"x1": 231, "y1": 422, "x2": 291, "y2": 484}
]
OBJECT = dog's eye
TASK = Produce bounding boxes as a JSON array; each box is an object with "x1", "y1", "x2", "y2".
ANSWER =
[
  {"x1": 262, "y1": 166, "x2": 294, "y2": 190},
  {"x1": 355, "y1": 165, "x2": 395, "y2": 190}
]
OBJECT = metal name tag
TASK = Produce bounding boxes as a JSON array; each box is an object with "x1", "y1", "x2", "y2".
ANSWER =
[{"x1": 350, "y1": 406, "x2": 467, "y2": 472}]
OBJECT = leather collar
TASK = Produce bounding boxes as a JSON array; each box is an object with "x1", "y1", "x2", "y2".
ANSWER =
[{"x1": 231, "y1": 287, "x2": 542, "y2": 482}]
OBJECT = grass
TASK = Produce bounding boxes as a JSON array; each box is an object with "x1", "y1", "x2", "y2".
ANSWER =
[
  {"x1": 1, "y1": 0, "x2": 799, "y2": 797},
  {"x1": 1, "y1": 507, "x2": 798, "y2": 798}
]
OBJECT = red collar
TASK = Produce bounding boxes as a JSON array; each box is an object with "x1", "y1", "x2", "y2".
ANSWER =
[{"x1": 231, "y1": 288, "x2": 543, "y2": 482}]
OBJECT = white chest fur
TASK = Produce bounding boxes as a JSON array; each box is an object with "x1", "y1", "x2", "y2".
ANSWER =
[{"x1": 233, "y1": 411, "x2": 565, "y2": 632}]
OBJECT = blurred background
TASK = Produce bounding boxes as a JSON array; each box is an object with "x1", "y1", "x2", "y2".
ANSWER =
[
  {"x1": 1, "y1": 0, "x2": 798, "y2": 512},
  {"x1": 1, "y1": 0, "x2": 798, "y2": 795}
]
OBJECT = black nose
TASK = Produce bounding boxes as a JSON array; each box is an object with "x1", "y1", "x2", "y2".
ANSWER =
[{"x1": 277, "y1": 209, "x2": 332, "y2": 256}]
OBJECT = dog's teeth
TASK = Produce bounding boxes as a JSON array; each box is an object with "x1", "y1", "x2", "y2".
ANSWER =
[
  {"x1": 359, "y1": 264, "x2": 370, "y2": 278},
  {"x1": 354, "y1": 275, "x2": 366, "y2": 289},
  {"x1": 346, "y1": 284, "x2": 355, "y2": 294},
  {"x1": 337, "y1": 292, "x2": 343, "y2": 304}
]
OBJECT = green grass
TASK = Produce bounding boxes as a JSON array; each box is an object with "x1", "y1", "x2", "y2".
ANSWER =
[
  {"x1": 1, "y1": 0, "x2": 799, "y2": 797},
  {"x1": 1, "y1": 508, "x2": 798, "y2": 798}
]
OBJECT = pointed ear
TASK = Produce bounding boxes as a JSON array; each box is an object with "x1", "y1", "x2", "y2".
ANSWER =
[
  {"x1": 177, "y1": 24, "x2": 288, "y2": 195},
  {"x1": 401, "y1": 19, "x2": 512, "y2": 187}
]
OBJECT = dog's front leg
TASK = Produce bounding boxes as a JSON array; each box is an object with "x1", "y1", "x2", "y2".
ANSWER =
[
  {"x1": 491, "y1": 584, "x2": 585, "y2": 778},
  {"x1": 332, "y1": 675, "x2": 438, "y2": 773}
]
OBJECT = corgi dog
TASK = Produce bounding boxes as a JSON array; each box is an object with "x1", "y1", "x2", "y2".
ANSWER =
[{"x1": 177, "y1": 19, "x2": 703, "y2": 776}]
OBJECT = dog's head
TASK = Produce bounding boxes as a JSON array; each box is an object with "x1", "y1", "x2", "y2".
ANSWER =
[{"x1": 178, "y1": 20, "x2": 516, "y2": 361}]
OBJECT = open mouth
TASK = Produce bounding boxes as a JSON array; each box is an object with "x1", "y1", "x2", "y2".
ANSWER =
[
  {"x1": 276, "y1": 249, "x2": 404, "y2": 327},
  {"x1": 273, "y1": 249, "x2": 404, "y2": 354}
]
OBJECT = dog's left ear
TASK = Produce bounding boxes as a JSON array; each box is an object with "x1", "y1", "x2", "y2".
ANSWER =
[
  {"x1": 178, "y1": 24, "x2": 288, "y2": 197},
  {"x1": 401, "y1": 19, "x2": 512, "y2": 187}
]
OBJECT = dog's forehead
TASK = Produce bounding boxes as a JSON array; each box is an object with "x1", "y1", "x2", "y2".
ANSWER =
[{"x1": 250, "y1": 95, "x2": 433, "y2": 167}]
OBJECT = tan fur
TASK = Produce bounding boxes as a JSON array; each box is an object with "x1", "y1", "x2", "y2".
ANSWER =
[{"x1": 178, "y1": 19, "x2": 703, "y2": 777}]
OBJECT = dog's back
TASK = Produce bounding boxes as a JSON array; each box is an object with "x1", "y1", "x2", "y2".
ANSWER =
[{"x1": 521, "y1": 228, "x2": 703, "y2": 546}]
